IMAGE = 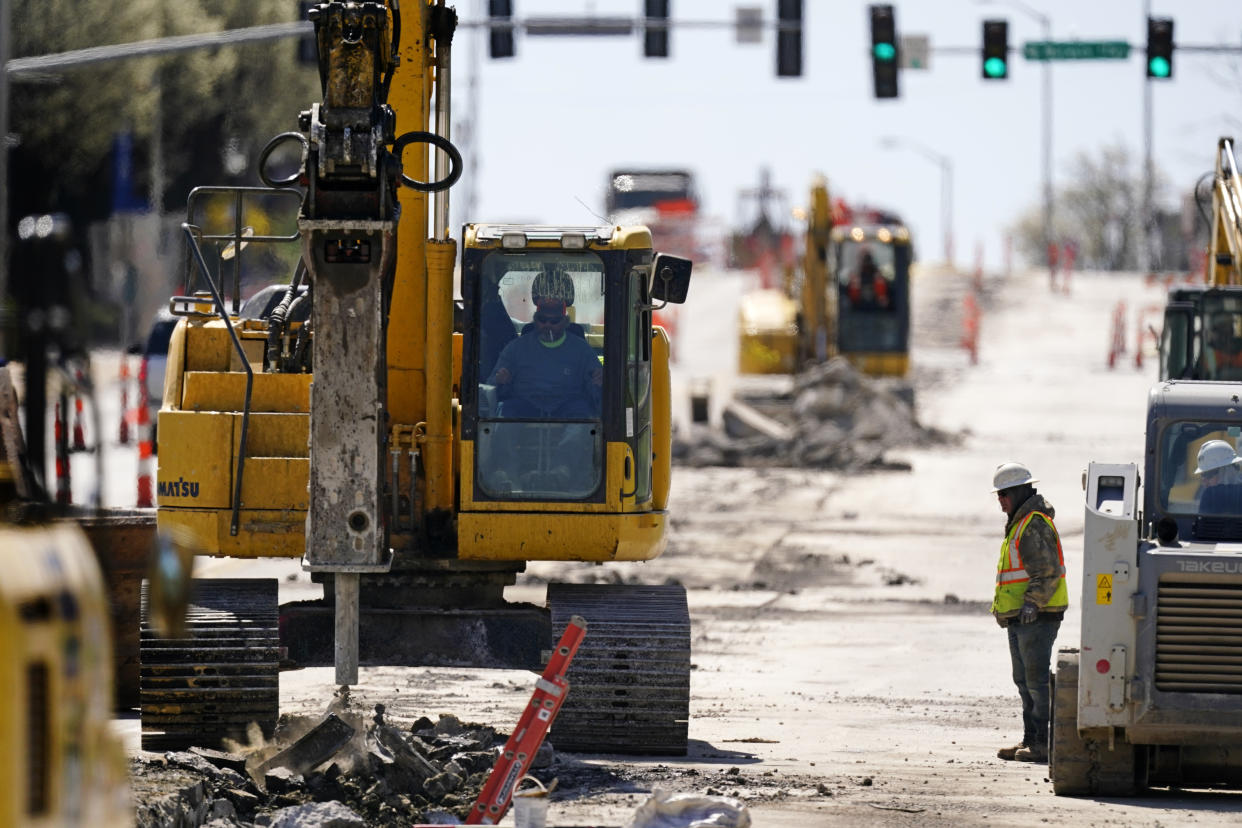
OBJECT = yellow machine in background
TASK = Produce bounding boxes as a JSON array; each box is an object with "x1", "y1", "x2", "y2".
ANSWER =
[
  {"x1": 152, "y1": 0, "x2": 694, "y2": 756},
  {"x1": 737, "y1": 175, "x2": 833, "y2": 375},
  {"x1": 738, "y1": 176, "x2": 911, "y2": 378},
  {"x1": 1160, "y1": 137, "x2": 1242, "y2": 381},
  {"x1": 830, "y1": 221, "x2": 913, "y2": 377}
]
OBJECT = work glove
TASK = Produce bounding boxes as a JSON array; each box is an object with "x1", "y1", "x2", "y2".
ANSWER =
[{"x1": 1019, "y1": 601, "x2": 1040, "y2": 625}]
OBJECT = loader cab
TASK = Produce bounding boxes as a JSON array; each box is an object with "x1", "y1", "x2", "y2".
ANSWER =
[
  {"x1": 830, "y1": 224, "x2": 912, "y2": 377},
  {"x1": 1144, "y1": 382, "x2": 1242, "y2": 543},
  {"x1": 457, "y1": 224, "x2": 691, "y2": 561}
]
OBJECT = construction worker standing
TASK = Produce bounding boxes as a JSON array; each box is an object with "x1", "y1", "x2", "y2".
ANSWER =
[{"x1": 990, "y1": 462, "x2": 1068, "y2": 764}]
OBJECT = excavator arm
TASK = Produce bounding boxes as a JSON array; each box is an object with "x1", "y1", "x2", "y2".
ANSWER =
[{"x1": 1210, "y1": 137, "x2": 1242, "y2": 286}]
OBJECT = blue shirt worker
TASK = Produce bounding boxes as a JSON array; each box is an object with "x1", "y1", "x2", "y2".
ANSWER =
[
  {"x1": 990, "y1": 461, "x2": 1069, "y2": 765},
  {"x1": 489, "y1": 297, "x2": 602, "y2": 418}
]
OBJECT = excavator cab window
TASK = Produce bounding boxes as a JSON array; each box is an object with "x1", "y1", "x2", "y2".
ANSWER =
[
  {"x1": 1198, "y1": 297, "x2": 1242, "y2": 381},
  {"x1": 832, "y1": 233, "x2": 910, "y2": 356},
  {"x1": 837, "y1": 241, "x2": 896, "y2": 312},
  {"x1": 470, "y1": 250, "x2": 607, "y2": 500},
  {"x1": 1159, "y1": 303, "x2": 1195, "y2": 380},
  {"x1": 627, "y1": 267, "x2": 653, "y2": 503}
]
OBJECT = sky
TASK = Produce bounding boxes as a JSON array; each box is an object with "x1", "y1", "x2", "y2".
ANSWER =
[{"x1": 447, "y1": 0, "x2": 1242, "y2": 270}]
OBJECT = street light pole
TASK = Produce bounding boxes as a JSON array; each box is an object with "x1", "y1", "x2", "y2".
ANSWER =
[
  {"x1": 978, "y1": 0, "x2": 1053, "y2": 280},
  {"x1": 881, "y1": 136, "x2": 954, "y2": 269}
]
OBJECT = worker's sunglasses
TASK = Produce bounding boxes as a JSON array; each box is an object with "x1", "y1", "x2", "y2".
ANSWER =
[
  {"x1": 534, "y1": 313, "x2": 565, "y2": 325},
  {"x1": 996, "y1": 490, "x2": 1011, "y2": 501}
]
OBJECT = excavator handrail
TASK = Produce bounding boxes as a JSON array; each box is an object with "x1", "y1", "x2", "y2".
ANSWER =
[{"x1": 178, "y1": 222, "x2": 253, "y2": 537}]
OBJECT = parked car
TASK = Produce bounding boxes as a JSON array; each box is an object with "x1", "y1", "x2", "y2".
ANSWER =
[{"x1": 140, "y1": 307, "x2": 178, "y2": 451}]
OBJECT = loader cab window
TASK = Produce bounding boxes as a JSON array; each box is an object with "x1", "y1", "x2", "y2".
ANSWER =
[
  {"x1": 473, "y1": 251, "x2": 606, "y2": 500},
  {"x1": 1158, "y1": 421, "x2": 1242, "y2": 518}
]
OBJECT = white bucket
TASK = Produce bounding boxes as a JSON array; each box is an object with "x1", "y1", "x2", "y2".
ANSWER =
[{"x1": 512, "y1": 775, "x2": 550, "y2": 828}]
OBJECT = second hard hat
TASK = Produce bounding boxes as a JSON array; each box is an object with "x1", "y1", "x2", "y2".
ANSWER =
[
  {"x1": 1194, "y1": 439, "x2": 1241, "y2": 475},
  {"x1": 992, "y1": 461, "x2": 1037, "y2": 493}
]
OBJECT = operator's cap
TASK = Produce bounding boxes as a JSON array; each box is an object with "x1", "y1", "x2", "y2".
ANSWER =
[
  {"x1": 532, "y1": 266, "x2": 575, "y2": 308},
  {"x1": 1194, "y1": 439, "x2": 1242, "y2": 475},
  {"x1": 991, "y1": 461, "x2": 1037, "y2": 493}
]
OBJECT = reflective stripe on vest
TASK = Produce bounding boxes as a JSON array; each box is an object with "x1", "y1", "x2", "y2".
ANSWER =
[{"x1": 992, "y1": 511, "x2": 1068, "y2": 614}]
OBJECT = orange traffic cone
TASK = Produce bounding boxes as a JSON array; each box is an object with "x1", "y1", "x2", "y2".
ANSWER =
[
  {"x1": 136, "y1": 378, "x2": 154, "y2": 508},
  {"x1": 118, "y1": 357, "x2": 131, "y2": 445},
  {"x1": 54, "y1": 398, "x2": 72, "y2": 505},
  {"x1": 71, "y1": 369, "x2": 88, "y2": 452}
]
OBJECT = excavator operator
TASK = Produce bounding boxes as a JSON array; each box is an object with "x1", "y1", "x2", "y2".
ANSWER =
[
  {"x1": 489, "y1": 269, "x2": 602, "y2": 419},
  {"x1": 846, "y1": 248, "x2": 890, "y2": 310},
  {"x1": 1207, "y1": 314, "x2": 1242, "y2": 376}
]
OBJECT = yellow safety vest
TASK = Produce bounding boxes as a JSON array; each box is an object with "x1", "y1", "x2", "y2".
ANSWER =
[{"x1": 991, "y1": 510, "x2": 1069, "y2": 614}]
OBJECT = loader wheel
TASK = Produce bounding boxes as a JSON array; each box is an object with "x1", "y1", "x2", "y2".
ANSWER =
[
  {"x1": 1050, "y1": 650, "x2": 1138, "y2": 796},
  {"x1": 140, "y1": 578, "x2": 280, "y2": 751},
  {"x1": 546, "y1": 583, "x2": 690, "y2": 756}
]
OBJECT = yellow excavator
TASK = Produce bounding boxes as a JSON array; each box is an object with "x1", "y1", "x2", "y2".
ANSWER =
[
  {"x1": 738, "y1": 175, "x2": 912, "y2": 378},
  {"x1": 1160, "y1": 136, "x2": 1242, "y2": 381},
  {"x1": 150, "y1": 0, "x2": 693, "y2": 756}
]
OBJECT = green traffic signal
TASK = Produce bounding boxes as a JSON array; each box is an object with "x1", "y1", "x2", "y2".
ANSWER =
[
  {"x1": 1148, "y1": 55, "x2": 1170, "y2": 78},
  {"x1": 984, "y1": 57, "x2": 1007, "y2": 78},
  {"x1": 873, "y1": 42, "x2": 896, "y2": 62}
]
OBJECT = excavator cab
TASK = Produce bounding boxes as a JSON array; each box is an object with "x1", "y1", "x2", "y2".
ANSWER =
[
  {"x1": 458, "y1": 224, "x2": 691, "y2": 561},
  {"x1": 1160, "y1": 289, "x2": 1242, "y2": 381},
  {"x1": 831, "y1": 224, "x2": 912, "y2": 376}
]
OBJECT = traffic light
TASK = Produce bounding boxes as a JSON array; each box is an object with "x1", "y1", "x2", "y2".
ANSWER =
[
  {"x1": 297, "y1": 1, "x2": 317, "y2": 65},
  {"x1": 644, "y1": 0, "x2": 669, "y2": 58},
  {"x1": 869, "y1": 4, "x2": 898, "y2": 99},
  {"x1": 489, "y1": 0, "x2": 515, "y2": 59},
  {"x1": 1146, "y1": 16, "x2": 1173, "y2": 79},
  {"x1": 981, "y1": 19, "x2": 1008, "y2": 80},
  {"x1": 776, "y1": 0, "x2": 802, "y2": 78}
]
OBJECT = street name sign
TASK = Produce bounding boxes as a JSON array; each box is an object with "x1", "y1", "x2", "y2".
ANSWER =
[{"x1": 1023, "y1": 40, "x2": 1130, "y2": 61}]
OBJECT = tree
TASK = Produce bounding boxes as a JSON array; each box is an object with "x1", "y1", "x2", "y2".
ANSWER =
[
  {"x1": 1011, "y1": 142, "x2": 1170, "y2": 271},
  {"x1": 9, "y1": 0, "x2": 318, "y2": 224}
]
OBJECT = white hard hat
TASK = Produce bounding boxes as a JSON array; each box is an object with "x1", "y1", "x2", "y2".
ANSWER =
[
  {"x1": 992, "y1": 461, "x2": 1037, "y2": 493},
  {"x1": 1194, "y1": 439, "x2": 1241, "y2": 475}
]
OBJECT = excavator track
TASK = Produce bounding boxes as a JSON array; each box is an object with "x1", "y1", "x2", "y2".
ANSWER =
[
  {"x1": 547, "y1": 583, "x2": 690, "y2": 756},
  {"x1": 140, "y1": 578, "x2": 280, "y2": 752}
]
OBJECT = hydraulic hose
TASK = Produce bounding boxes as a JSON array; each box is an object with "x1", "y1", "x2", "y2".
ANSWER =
[{"x1": 266, "y1": 260, "x2": 308, "y2": 371}]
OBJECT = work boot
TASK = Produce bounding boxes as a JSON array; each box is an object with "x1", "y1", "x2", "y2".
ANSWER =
[
  {"x1": 997, "y1": 742, "x2": 1025, "y2": 761},
  {"x1": 1015, "y1": 743, "x2": 1048, "y2": 763}
]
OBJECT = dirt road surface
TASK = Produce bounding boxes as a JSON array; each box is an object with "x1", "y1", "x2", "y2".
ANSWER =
[{"x1": 118, "y1": 265, "x2": 1242, "y2": 826}]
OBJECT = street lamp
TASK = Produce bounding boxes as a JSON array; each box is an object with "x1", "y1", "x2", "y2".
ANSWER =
[
  {"x1": 880, "y1": 136, "x2": 954, "y2": 269},
  {"x1": 976, "y1": 0, "x2": 1053, "y2": 279}
]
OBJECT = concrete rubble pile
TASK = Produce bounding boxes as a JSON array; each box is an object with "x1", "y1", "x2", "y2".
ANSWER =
[
  {"x1": 131, "y1": 710, "x2": 543, "y2": 828},
  {"x1": 674, "y1": 357, "x2": 957, "y2": 470}
]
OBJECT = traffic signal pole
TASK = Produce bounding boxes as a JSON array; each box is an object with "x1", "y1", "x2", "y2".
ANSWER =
[
  {"x1": 1142, "y1": 0, "x2": 1154, "y2": 273},
  {"x1": 1037, "y1": 13, "x2": 1054, "y2": 287}
]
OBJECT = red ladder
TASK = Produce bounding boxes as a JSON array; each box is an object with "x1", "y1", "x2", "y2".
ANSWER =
[{"x1": 464, "y1": 615, "x2": 587, "y2": 825}]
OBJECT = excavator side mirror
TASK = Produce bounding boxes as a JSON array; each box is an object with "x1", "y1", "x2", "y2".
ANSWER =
[{"x1": 651, "y1": 254, "x2": 692, "y2": 305}]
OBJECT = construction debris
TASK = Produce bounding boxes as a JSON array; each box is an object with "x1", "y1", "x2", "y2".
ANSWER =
[
  {"x1": 131, "y1": 713, "x2": 503, "y2": 828},
  {"x1": 674, "y1": 357, "x2": 957, "y2": 470}
]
